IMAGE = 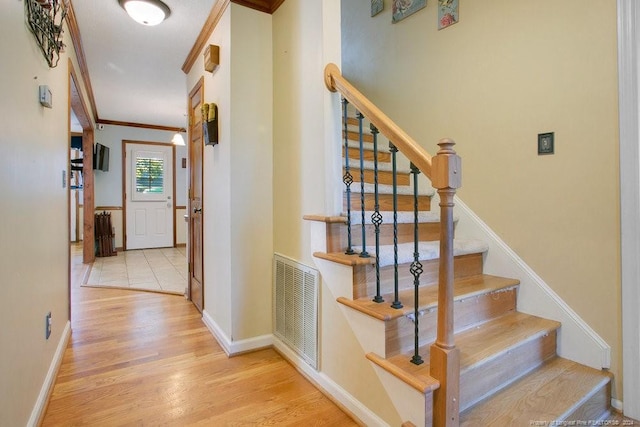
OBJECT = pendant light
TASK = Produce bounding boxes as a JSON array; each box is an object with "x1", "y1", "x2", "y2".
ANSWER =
[{"x1": 172, "y1": 129, "x2": 186, "y2": 146}]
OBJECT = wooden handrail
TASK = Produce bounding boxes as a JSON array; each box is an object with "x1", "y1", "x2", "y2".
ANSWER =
[
  {"x1": 325, "y1": 63, "x2": 461, "y2": 427},
  {"x1": 324, "y1": 63, "x2": 433, "y2": 178}
]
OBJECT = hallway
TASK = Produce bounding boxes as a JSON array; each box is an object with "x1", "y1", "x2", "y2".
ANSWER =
[{"x1": 42, "y1": 246, "x2": 357, "y2": 425}]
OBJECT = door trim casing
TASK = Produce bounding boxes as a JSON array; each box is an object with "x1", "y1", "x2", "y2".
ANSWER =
[{"x1": 187, "y1": 77, "x2": 205, "y2": 310}]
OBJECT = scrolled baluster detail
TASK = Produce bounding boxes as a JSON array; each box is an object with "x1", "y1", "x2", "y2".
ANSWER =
[
  {"x1": 357, "y1": 111, "x2": 369, "y2": 258},
  {"x1": 342, "y1": 98, "x2": 355, "y2": 255},
  {"x1": 371, "y1": 124, "x2": 384, "y2": 303},
  {"x1": 389, "y1": 142, "x2": 403, "y2": 309},
  {"x1": 409, "y1": 162, "x2": 424, "y2": 365}
]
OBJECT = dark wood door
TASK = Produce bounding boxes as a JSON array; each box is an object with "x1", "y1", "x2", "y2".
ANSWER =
[{"x1": 188, "y1": 78, "x2": 204, "y2": 313}]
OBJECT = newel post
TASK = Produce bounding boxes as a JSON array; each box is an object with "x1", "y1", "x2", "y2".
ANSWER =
[{"x1": 430, "y1": 138, "x2": 461, "y2": 427}]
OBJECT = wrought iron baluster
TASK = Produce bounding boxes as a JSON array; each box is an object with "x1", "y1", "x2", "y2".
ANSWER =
[
  {"x1": 390, "y1": 143, "x2": 403, "y2": 309},
  {"x1": 410, "y1": 163, "x2": 424, "y2": 365},
  {"x1": 371, "y1": 124, "x2": 384, "y2": 303},
  {"x1": 357, "y1": 112, "x2": 369, "y2": 258},
  {"x1": 342, "y1": 98, "x2": 354, "y2": 255}
]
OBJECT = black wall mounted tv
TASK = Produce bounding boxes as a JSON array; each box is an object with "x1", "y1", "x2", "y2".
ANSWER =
[{"x1": 94, "y1": 143, "x2": 109, "y2": 172}]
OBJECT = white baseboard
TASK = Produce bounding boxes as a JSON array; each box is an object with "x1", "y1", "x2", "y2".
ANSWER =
[
  {"x1": 454, "y1": 198, "x2": 611, "y2": 370},
  {"x1": 611, "y1": 398, "x2": 623, "y2": 412},
  {"x1": 28, "y1": 321, "x2": 71, "y2": 427},
  {"x1": 201, "y1": 310, "x2": 273, "y2": 356},
  {"x1": 273, "y1": 336, "x2": 389, "y2": 427}
]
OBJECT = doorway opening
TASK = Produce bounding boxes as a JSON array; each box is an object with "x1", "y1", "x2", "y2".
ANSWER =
[{"x1": 68, "y1": 60, "x2": 94, "y2": 320}]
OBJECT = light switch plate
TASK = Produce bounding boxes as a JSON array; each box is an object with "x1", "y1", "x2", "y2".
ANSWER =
[{"x1": 538, "y1": 132, "x2": 554, "y2": 155}]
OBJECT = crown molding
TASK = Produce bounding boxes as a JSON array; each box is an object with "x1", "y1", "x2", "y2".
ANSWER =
[
  {"x1": 182, "y1": 0, "x2": 230, "y2": 74},
  {"x1": 182, "y1": 0, "x2": 286, "y2": 74}
]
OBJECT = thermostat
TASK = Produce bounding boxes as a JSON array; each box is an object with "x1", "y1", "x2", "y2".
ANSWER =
[{"x1": 39, "y1": 85, "x2": 52, "y2": 108}]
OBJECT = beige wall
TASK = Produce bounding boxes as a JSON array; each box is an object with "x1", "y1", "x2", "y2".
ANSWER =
[
  {"x1": 186, "y1": 3, "x2": 273, "y2": 342},
  {"x1": 0, "y1": 2, "x2": 94, "y2": 424},
  {"x1": 229, "y1": 4, "x2": 274, "y2": 340},
  {"x1": 273, "y1": 0, "x2": 340, "y2": 266},
  {"x1": 187, "y1": 5, "x2": 233, "y2": 338},
  {"x1": 342, "y1": 0, "x2": 621, "y2": 399},
  {"x1": 273, "y1": 0, "x2": 402, "y2": 424}
]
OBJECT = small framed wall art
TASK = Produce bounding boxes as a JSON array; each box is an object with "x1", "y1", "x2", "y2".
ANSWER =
[
  {"x1": 392, "y1": 0, "x2": 426, "y2": 23},
  {"x1": 371, "y1": 0, "x2": 383, "y2": 17},
  {"x1": 438, "y1": 0, "x2": 459, "y2": 30}
]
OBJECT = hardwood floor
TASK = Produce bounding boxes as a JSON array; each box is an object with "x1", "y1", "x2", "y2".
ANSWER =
[{"x1": 42, "y1": 245, "x2": 358, "y2": 426}]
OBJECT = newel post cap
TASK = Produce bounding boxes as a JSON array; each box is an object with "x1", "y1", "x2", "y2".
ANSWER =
[{"x1": 432, "y1": 138, "x2": 461, "y2": 190}]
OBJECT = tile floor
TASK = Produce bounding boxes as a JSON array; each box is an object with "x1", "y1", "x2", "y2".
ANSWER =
[{"x1": 85, "y1": 247, "x2": 187, "y2": 295}]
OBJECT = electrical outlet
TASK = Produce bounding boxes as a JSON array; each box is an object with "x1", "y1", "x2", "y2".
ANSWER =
[{"x1": 45, "y1": 312, "x2": 52, "y2": 340}]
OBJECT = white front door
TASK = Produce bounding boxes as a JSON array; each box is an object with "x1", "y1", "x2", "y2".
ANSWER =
[{"x1": 125, "y1": 142, "x2": 174, "y2": 250}]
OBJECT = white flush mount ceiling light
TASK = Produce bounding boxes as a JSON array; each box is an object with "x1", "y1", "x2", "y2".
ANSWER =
[{"x1": 118, "y1": 0, "x2": 171, "y2": 26}]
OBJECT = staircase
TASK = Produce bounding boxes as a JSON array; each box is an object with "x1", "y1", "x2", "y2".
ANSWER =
[{"x1": 308, "y1": 64, "x2": 614, "y2": 426}]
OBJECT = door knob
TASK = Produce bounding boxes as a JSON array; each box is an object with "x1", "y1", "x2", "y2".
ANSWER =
[{"x1": 193, "y1": 207, "x2": 202, "y2": 214}]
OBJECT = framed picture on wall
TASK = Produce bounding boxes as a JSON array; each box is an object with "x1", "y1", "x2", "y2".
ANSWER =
[
  {"x1": 438, "y1": 0, "x2": 459, "y2": 30},
  {"x1": 372, "y1": 0, "x2": 383, "y2": 17},
  {"x1": 392, "y1": 0, "x2": 426, "y2": 23}
]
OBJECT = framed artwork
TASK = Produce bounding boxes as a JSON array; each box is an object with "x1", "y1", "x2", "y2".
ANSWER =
[
  {"x1": 371, "y1": 0, "x2": 384, "y2": 17},
  {"x1": 438, "y1": 0, "x2": 459, "y2": 30},
  {"x1": 392, "y1": 0, "x2": 426, "y2": 23}
]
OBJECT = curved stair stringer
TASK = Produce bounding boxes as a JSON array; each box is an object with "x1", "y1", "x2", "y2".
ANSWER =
[{"x1": 452, "y1": 197, "x2": 611, "y2": 372}]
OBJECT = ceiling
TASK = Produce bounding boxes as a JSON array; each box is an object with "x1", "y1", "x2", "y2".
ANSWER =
[
  {"x1": 70, "y1": 0, "x2": 216, "y2": 130},
  {"x1": 69, "y1": 0, "x2": 284, "y2": 131}
]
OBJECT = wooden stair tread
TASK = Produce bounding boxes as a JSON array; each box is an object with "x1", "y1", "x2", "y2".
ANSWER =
[
  {"x1": 454, "y1": 311, "x2": 561, "y2": 371},
  {"x1": 365, "y1": 312, "x2": 563, "y2": 407},
  {"x1": 349, "y1": 182, "x2": 435, "y2": 197},
  {"x1": 384, "y1": 311, "x2": 560, "y2": 373},
  {"x1": 366, "y1": 352, "x2": 439, "y2": 394},
  {"x1": 343, "y1": 158, "x2": 413, "y2": 174},
  {"x1": 346, "y1": 117, "x2": 360, "y2": 126},
  {"x1": 460, "y1": 357, "x2": 612, "y2": 426},
  {"x1": 304, "y1": 211, "x2": 456, "y2": 225},
  {"x1": 338, "y1": 274, "x2": 519, "y2": 321},
  {"x1": 349, "y1": 210, "x2": 457, "y2": 225},
  {"x1": 303, "y1": 214, "x2": 347, "y2": 224},
  {"x1": 346, "y1": 140, "x2": 391, "y2": 155},
  {"x1": 314, "y1": 239, "x2": 487, "y2": 268},
  {"x1": 343, "y1": 130, "x2": 374, "y2": 143},
  {"x1": 312, "y1": 251, "x2": 375, "y2": 266}
]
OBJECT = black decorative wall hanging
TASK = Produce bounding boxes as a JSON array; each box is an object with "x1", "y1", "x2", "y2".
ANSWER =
[{"x1": 24, "y1": 0, "x2": 68, "y2": 68}]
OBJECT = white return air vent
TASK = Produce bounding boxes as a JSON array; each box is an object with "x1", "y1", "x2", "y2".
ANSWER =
[{"x1": 273, "y1": 253, "x2": 319, "y2": 370}]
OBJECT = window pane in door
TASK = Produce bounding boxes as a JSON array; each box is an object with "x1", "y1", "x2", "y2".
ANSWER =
[{"x1": 135, "y1": 157, "x2": 164, "y2": 194}]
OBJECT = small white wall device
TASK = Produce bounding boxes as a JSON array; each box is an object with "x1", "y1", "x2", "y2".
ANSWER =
[{"x1": 39, "y1": 85, "x2": 52, "y2": 108}]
